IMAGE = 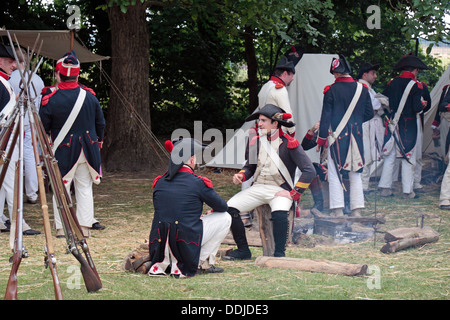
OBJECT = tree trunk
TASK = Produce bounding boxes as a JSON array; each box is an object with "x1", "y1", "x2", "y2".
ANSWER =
[
  {"x1": 105, "y1": 2, "x2": 156, "y2": 172},
  {"x1": 243, "y1": 26, "x2": 259, "y2": 114}
]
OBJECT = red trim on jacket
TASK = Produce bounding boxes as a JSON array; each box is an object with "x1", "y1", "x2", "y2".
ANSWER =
[{"x1": 0, "y1": 70, "x2": 9, "y2": 80}]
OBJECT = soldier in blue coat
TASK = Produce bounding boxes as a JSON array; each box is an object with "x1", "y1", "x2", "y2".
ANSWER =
[
  {"x1": 378, "y1": 54, "x2": 429, "y2": 199},
  {"x1": 39, "y1": 50, "x2": 105, "y2": 238},
  {"x1": 316, "y1": 55, "x2": 374, "y2": 217},
  {"x1": 149, "y1": 138, "x2": 231, "y2": 277}
]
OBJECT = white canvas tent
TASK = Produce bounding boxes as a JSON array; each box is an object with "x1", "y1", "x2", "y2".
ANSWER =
[
  {"x1": 205, "y1": 53, "x2": 338, "y2": 169},
  {"x1": 423, "y1": 65, "x2": 450, "y2": 157}
]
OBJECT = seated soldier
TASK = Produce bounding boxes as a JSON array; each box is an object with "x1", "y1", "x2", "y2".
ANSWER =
[
  {"x1": 149, "y1": 138, "x2": 231, "y2": 277},
  {"x1": 224, "y1": 104, "x2": 316, "y2": 259}
]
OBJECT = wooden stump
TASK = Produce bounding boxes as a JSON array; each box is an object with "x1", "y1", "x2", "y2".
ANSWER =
[
  {"x1": 255, "y1": 256, "x2": 368, "y2": 276},
  {"x1": 380, "y1": 227, "x2": 439, "y2": 253},
  {"x1": 254, "y1": 204, "x2": 294, "y2": 256}
]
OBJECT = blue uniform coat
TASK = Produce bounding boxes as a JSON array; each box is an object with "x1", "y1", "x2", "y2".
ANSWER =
[
  {"x1": 317, "y1": 76, "x2": 374, "y2": 173},
  {"x1": 382, "y1": 71, "x2": 424, "y2": 154},
  {"x1": 39, "y1": 82, "x2": 105, "y2": 179},
  {"x1": 150, "y1": 167, "x2": 228, "y2": 277}
]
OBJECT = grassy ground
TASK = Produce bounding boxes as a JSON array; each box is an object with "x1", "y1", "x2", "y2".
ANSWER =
[{"x1": 0, "y1": 167, "x2": 448, "y2": 302}]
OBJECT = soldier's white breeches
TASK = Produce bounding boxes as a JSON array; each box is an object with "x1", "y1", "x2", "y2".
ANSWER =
[
  {"x1": 24, "y1": 126, "x2": 38, "y2": 200},
  {"x1": 53, "y1": 152, "x2": 98, "y2": 230},
  {"x1": 378, "y1": 145, "x2": 416, "y2": 194},
  {"x1": 199, "y1": 211, "x2": 231, "y2": 268},
  {"x1": 0, "y1": 160, "x2": 32, "y2": 249},
  {"x1": 327, "y1": 151, "x2": 364, "y2": 210},
  {"x1": 227, "y1": 184, "x2": 293, "y2": 213},
  {"x1": 440, "y1": 151, "x2": 450, "y2": 206},
  {"x1": 414, "y1": 117, "x2": 423, "y2": 189}
]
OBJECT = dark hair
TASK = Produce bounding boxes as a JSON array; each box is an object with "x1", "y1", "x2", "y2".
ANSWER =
[
  {"x1": 59, "y1": 74, "x2": 78, "y2": 82},
  {"x1": 402, "y1": 66, "x2": 416, "y2": 72}
]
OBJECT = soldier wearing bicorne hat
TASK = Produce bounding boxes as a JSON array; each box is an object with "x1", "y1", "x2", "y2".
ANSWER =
[
  {"x1": 149, "y1": 138, "x2": 231, "y2": 277},
  {"x1": 378, "y1": 53, "x2": 430, "y2": 199},
  {"x1": 223, "y1": 104, "x2": 315, "y2": 260},
  {"x1": 39, "y1": 50, "x2": 106, "y2": 237},
  {"x1": 316, "y1": 55, "x2": 374, "y2": 217}
]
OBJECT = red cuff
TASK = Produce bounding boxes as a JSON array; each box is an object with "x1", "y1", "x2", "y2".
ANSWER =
[
  {"x1": 238, "y1": 171, "x2": 246, "y2": 182},
  {"x1": 432, "y1": 120, "x2": 440, "y2": 127},
  {"x1": 305, "y1": 131, "x2": 314, "y2": 140},
  {"x1": 289, "y1": 189, "x2": 301, "y2": 201},
  {"x1": 316, "y1": 137, "x2": 327, "y2": 146}
]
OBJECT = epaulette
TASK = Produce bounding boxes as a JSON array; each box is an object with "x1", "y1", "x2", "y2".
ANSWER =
[
  {"x1": 275, "y1": 83, "x2": 285, "y2": 89},
  {"x1": 152, "y1": 174, "x2": 164, "y2": 188},
  {"x1": 41, "y1": 89, "x2": 58, "y2": 106},
  {"x1": 41, "y1": 85, "x2": 57, "y2": 95},
  {"x1": 79, "y1": 83, "x2": 96, "y2": 95},
  {"x1": 323, "y1": 84, "x2": 332, "y2": 94},
  {"x1": 194, "y1": 174, "x2": 213, "y2": 188},
  {"x1": 416, "y1": 80, "x2": 423, "y2": 90},
  {"x1": 281, "y1": 131, "x2": 299, "y2": 149}
]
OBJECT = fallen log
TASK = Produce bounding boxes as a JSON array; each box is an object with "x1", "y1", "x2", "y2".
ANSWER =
[
  {"x1": 381, "y1": 227, "x2": 439, "y2": 253},
  {"x1": 255, "y1": 256, "x2": 368, "y2": 276},
  {"x1": 122, "y1": 249, "x2": 151, "y2": 273}
]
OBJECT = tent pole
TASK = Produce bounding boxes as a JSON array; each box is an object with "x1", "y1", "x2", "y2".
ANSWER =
[{"x1": 70, "y1": 30, "x2": 74, "y2": 50}]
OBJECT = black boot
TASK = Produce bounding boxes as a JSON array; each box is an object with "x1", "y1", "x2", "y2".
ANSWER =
[
  {"x1": 271, "y1": 210, "x2": 289, "y2": 257},
  {"x1": 223, "y1": 208, "x2": 251, "y2": 260},
  {"x1": 310, "y1": 176, "x2": 323, "y2": 212}
]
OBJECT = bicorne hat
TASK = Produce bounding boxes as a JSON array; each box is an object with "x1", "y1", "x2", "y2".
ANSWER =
[
  {"x1": 164, "y1": 138, "x2": 208, "y2": 180},
  {"x1": 245, "y1": 104, "x2": 295, "y2": 128},
  {"x1": 357, "y1": 62, "x2": 379, "y2": 80},
  {"x1": 55, "y1": 50, "x2": 80, "y2": 77},
  {"x1": 0, "y1": 44, "x2": 15, "y2": 59},
  {"x1": 393, "y1": 53, "x2": 430, "y2": 71},
  {"x1": 274, "y1": 56, "x2": 296, "y2": 74},
  {"x1": 330, "y1": 54, "x2": 352, "y2": 74}
]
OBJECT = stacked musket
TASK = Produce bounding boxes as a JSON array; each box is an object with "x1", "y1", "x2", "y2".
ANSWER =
[{"x1": 1, "y1": 31, "x2": 102, "y2": 300}]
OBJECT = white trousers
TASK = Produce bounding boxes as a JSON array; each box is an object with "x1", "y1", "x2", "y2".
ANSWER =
[
  {"x1": 378, "y1": 144, "x2": 416, "y2": 194},
  {"x1": 149, "y1": 211, "x2": 231, "y2": 277},
  {"x1": 414, "y1": 117, "x2": 423, "y2": 189},
  {"x1": 0, "y1": 160, "x2": 33, "y2": 249},
  {"x1": 327, "y1": 151, "x2": 364, "y2": 210},
  {"x1": 53, "y1": 152, "x2": 98, "y2": 230},
  {"x1": 24, "y1": 125, "x2": 38, "y2": 201},
  {"x1": 227, "y1": 183, "x2": 293, "y2": 213},
  {"x1": 199, "y1": 211, "x2": 232, "y2": 268}
]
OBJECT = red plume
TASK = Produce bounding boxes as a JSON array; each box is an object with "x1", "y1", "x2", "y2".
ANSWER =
[
  {"x1": 282, "y1": 113, "x2": 292, "y2": 120},
  {"x1": 164, "y1": 140, "x2": 174, "y2": 153}
]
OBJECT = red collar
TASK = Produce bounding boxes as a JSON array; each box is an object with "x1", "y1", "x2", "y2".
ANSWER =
[
  {"x1": 178, "y1": 166, "x2": 194, "y2": 174},
  {"x1": 270, "y1": 76, "x2": 286, "y2": 87},
  {"x1": 0, "y1": 70, "x2": 9, "y2": 81},
  {"x1": 399, "y1": 71, "x2": 416, "y2": 80},
  {"x1": 335, "y1": 76, "x2": 355, "y2": 83},
  {"x1": 58, "y1": 82, "x2": 79, "y2": 90}
]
